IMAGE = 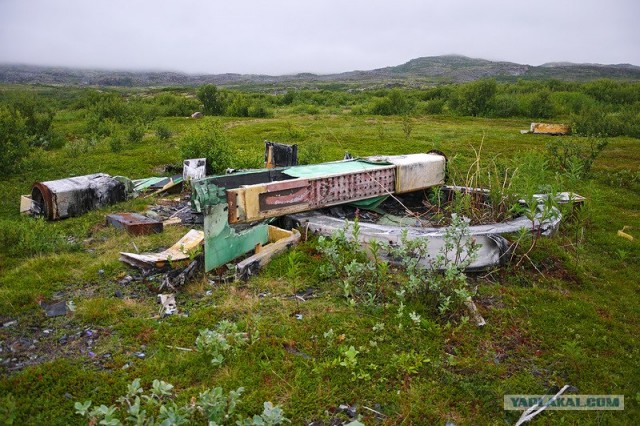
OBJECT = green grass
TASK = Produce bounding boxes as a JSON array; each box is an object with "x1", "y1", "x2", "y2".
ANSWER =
[{"x1": 1, "y1": 97, "x2": 639, "y2": 424}]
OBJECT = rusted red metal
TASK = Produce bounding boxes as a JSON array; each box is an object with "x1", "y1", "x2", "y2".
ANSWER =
[
  {"x1": 307, "y1": 168, "x2": 395, "y2": 208},
  {"x1": 106, "y1": 213, "x2": 163, "y2": 236},
  {"x1": 226, "y1": 167, "x2": 397, "y2": 223}
]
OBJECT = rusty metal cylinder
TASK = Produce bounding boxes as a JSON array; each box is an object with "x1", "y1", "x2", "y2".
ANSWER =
[{"x1": 31, "y1": 173, "x2": 127, "y2": 220}]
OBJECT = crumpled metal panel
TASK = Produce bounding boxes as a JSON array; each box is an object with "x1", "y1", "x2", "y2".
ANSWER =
[
  {"x1": 31, "y1": 173, "x2": 127, "y2": 220},
  {"x1": 119, "y1": 229, "x2": 204, "y2": 269}
]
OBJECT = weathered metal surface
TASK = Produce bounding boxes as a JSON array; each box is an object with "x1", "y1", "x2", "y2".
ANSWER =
[
  {"x1": 265, "y1": 141, "x2": 298, "y2": 168},
  {"x1": 286, "y1": 186, "x2": 573, "y2": 271},
  {"x1": 288, "y1": 211, "x2": 512, "y2": 271},
  {"x1": 236, "y1": 226, "x2": 301, "y2": 280},
  {"x1": 132, "y1": 175, "x2": 184, "y2": 195},
  {"x1": 119, "y1": 229, "x2": 204, "y2": 269},
  {"x1": 106, "y1": 213, "x2": 163, "y2": 236},
  {"x1": 183, "y1": 158, "x2": 206, "y2": 181},
  {"x1": 528, "y1": 123, "x2": 571, "y2": 135},
  {"x1": 31, "y1": 173, "x2": 128, "y2": 220},
  {"x1": 192, "y1": 152, "x2": 447, "y2": 271},
  {"x1": 202, "y1": 201, "x2": 270, "y2": 272},
  {"x1": 365, "y1": 153, "x2": 446, "y2": 193},
  {"x1": 227, "y1": 167, "x2": 396, "y2": 223}
]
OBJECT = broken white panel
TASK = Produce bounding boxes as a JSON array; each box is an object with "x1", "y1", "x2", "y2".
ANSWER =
[
  {"x1": 158, "y1": 294, "x2": 177, "y2": 315},
  {"x1": 365, "y1": 153, "x2": 446, "y2": 193},
  {"x1": 183, "y1": 158, "x2": 207, "y2": 181},
  {"x1": 119, "y1": 229, "x2": 204, "y2": 269},
  {"x1": 20, "y1": 195, "x2": 33, "y2": 214}
]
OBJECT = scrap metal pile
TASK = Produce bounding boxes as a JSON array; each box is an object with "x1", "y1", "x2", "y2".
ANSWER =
[{"x1": 20, "y1": 142, "x2": 583, "y2": 283}]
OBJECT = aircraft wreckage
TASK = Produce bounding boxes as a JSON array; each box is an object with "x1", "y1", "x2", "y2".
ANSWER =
[{"x1": 21, "y1": 147, "x2": 583, "y2": 279}]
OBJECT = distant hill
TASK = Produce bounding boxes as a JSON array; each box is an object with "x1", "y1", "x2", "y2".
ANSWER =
[{"x1": 1, "y1": 55, "x2": 639, "y2": 89}]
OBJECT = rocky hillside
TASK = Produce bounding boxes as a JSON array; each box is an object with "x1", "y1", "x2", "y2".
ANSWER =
[{"x1": 1, "y1": 55, "x2": 639, "y2": 88}]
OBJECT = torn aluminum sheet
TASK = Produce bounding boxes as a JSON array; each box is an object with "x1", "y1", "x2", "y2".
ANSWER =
[
  {"x1": 31, "y1": 173, "x2": 128, "y2": 220},
  {"x1": 132, "y1": 175, "x2": 184, "y2": 196},
  {"x1": 106, "y1": 213, "x2": 163, "y2": 236},
  {"x1": 158, "y1": 294, "x2": 177, "y2": 316},
  {"x1": 183, "y1": 158, "x2": 207, "y2": 181},
  {"x1": 119, "y1": 229, "x2": 204, "y2": 269},
  {"x1": 236, "y1": 226, "x2": 301, "y2": 280},
  {"x1": 287, "y1": 188, "x2": 565, "y2": 271}
]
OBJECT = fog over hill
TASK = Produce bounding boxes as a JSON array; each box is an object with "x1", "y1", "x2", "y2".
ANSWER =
[{"x1": 1, "y1": 55, "x2": 639, "y2": 88}]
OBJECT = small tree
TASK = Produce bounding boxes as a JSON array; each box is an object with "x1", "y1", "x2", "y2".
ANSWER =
[
  {"x1": 197, "y1": 84, "x2": 225, "y2": 116},
  {"x1": 179, "y1": 119, "x2": 232, "y2": 174}
]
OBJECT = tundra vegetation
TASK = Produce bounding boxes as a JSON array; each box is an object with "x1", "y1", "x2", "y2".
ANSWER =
[{"x1": 0, "y1": 80, "x2": 638, "y2": 425}]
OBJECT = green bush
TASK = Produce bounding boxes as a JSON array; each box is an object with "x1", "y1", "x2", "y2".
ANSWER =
[
  {"x1": 450, "y1": 79, "x2": 497, "y2": 116},
  {"x1": 109, "y1": 135, "x2": 124, "y2": 153},
  {"x1": 248, "y1": 102, "x2": 273, "y2": 118},
  {"x1": 153, "y1": 92, "x2": 199, "y2": 116},
  {"x1": 4, "y1": 92, "x2": 57, "y2": 146},
  {"x1": 419, "y1": 99, "x2": 445, "y2": 115},
  {"x1": 127, "y1": 123, "x2": 145, "y2": 143},
  {"x1": 75, "y1": 379, "x2": 289, "y2": 425},
  {"x1": 225, "y1": 95, "x2": 250, "y2": 117},
  {"x1": 197, "y1": 84, "x2": 226, "y2": 115},
  {"x1": 370, "y1": 89, "x2": 413, "y2": 115},
  {"x1": 0, "y1": 106, "x2": 28, "y2": 175},
  {"x1": 546, "y1": 137, "x2": 608, "y2": 178},
  {"x1": 155, "y1": 124, "x2": 172, "y2": 140},
  {"x1": 179, "y1": 119, "x2": 232, "y2": 174},
  {"x1": 525, "y1": 90, "x2": 555, "y2": 119},
  {"x1": 489, "y1": 94, "x2": 521, "y2": 117}
]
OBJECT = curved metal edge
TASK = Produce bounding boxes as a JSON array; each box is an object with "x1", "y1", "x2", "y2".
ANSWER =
[{"x1": 31, "y1": 182, "x2": 56, "y2": 220}]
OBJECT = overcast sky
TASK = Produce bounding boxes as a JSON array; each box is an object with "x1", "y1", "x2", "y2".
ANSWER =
[{"x1": 1, "y1": 0, "x2": 638, "y2": 75}]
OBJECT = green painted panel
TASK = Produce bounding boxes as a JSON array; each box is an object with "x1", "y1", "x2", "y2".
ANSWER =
[{"x1": 284, "y1": 160, "x2": 389, "y2": 179}]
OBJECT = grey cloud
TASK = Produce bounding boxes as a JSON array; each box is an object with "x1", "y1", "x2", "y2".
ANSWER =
[{"x1": 0, "y1": 0, "x2": 638, "y2": 74}]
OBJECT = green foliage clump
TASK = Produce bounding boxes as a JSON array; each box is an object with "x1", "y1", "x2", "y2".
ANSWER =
[
  {"x1": 75, "y1": 379, "x2": 289, "y2": 425},
  {"x1": 316, "y1": 215, "x2": 479, "y2": 316},
  {"x1": 0, "y1": 106, "x2": 28, "y2": 175},
  {"x1": 155, "y1": 124, "x2": 172, "y2": 140},
  {"x1": 153, "y1": 92, "x2": 200, "y2": 116},
  {"x1": 108, "y1": 135, "x2": 123, "y2": 153},
  {"x1": 317, "y1": 220, "x2": 390, "y2": 306},
  {"x1": 179, "y1": 120, "x2": 232, "y2": 174},
  {"x1": 4, "y1": 92, "x2": 57, "y2": 148},
  {"x1": 197, "y1": 84, "x2": 225, "y2": 116},
  {"x1": 127, "y1": 122, "x2": 145, "y2": 143},
  {"x1": 524, "y1": 89, "x2": 555, "y2": 118},
  {"x1": 388, "y1": 214, "x2": 479, "y2": 315},
  {"x1": 371, "y1": 89, "x2": 413, "y2": 115},
  {"x1": 546, "y1": 137, "x2": 608, "y2": 179},
  {"x1": 299, "y1": 141, "x2": 326, "y2": 165},
  {"x1": 196, "y1": 320, "x2": 250, "y2": 366},
  {"x1": 450, "y1": 79, "x2": 497, "y2": 116}
]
